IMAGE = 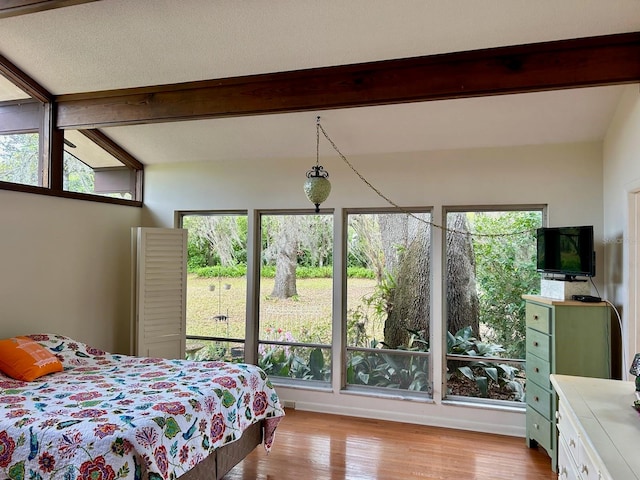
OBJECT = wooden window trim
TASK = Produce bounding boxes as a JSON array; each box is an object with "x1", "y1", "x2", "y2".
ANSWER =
[{"x1": 0, "y1": 180, "x2": 142, "y2": 206}]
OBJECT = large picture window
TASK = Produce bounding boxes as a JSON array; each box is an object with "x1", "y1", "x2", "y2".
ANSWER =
[
  {"x1": 345, "y1": 210, "x2": 432, "y2": 395},
  {"x1": 257, "y1": 213, "x2": 333, "y2": 385},
  {"x1": 444, "y1": 207, "x2": 543, "y2": 404},
  {"x1": 181, "y1": 212, "x2": 249, "y2": 362}
]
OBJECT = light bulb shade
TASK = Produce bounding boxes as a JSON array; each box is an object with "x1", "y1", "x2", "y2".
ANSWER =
[{"x1": 304, "y1": 176, "x2": 331, "y2": 212}]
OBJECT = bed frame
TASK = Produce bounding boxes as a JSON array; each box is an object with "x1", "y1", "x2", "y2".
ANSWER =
[{"x1": 184, "y1": 420, "x2": 263, "y2": 480}]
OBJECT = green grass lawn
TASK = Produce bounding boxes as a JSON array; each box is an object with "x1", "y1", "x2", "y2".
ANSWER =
[{"x1": 186, "y1": 274, "x2": 378, "y2": 344}]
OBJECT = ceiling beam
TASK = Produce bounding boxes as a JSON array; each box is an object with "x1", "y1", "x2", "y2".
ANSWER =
[
  {"x1": 79, "y1": 129, "x2": 144, "y2": 170},
  {"x1": 0, "y1": 53, "x2": 51, "y2": 102},
  {"x1": 0, "y1": 0, "x2": 99, "y2": 19},
  {"x1": 56, "y1": 32, "x2": 640, "y2": 130}
]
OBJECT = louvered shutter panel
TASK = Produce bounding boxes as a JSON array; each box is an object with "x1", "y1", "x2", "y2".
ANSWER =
[{"x1": 133, "y1": 227, "x2": 187, "y2": 359}]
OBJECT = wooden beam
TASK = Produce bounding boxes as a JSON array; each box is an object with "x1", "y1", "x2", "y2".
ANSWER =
[
  {"x1": 0, "y1": 53, "x2": 52, "y2": 103},
  {"x1": 79, "y1": 129, "x2": 144, "y2": 170},
  {"x1": 56, "y1": 32, "x2": 640, "y2": 129},
  {"x1": 0, "y1": 100, "x2": 42, "y2": 133},
  {"x1": 0, "y1": 0, "x2": 99, "y2": 19}
]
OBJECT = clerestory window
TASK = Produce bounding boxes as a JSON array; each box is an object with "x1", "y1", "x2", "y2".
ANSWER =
[{"x1": 0, "y1": 65, "x2": 142, "y2": 205}]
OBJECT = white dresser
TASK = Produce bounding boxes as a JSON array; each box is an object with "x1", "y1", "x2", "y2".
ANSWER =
[{"x1": 550, "y1": 374, "x2": 640, "y2": 480}]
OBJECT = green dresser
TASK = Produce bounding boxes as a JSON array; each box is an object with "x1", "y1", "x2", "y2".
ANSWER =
[{"x1": 523, "y1": 295, "x2": 611, "y2": 472}]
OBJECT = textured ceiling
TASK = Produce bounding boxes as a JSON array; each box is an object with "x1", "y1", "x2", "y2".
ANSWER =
[{"x1": 1, "y1": 0, "x2": 639, "y2": 164}]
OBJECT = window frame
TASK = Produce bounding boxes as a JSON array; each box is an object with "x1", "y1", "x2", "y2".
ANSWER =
[
  {"x1": 256, "y1": 209, "x2": 334, "y2": 387},
  {"x1": 441, "y1": 203, "x2": 547, "y2": 406},
  {"x1": 178, "y1": 210, "x2": 250, "y2": 360},
  {"x1": 342, "y1": 206, "x2": 434, "y2": 397}
]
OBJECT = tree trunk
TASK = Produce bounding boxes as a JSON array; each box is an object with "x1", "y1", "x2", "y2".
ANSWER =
[
  {"x1": 380, "y1": 213, "x2": 431, "y2": 349},
  {"x1": 379, "y1": 214, "x2": 407, "y2": 276},
  {"x1": 270, "y1": 216, "x2": 299, "y2": 298},
  {"x1": 446, "y1": 213, "x2": 480, "y2": 337}
]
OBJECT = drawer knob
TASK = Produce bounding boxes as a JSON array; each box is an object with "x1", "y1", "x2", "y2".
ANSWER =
[
  {"x1": 559, "y1": 466, "x2": 567, "y2": 478},
  {"x1": 534, "y1": 315, "x2": 539, "y2": 320},
  {"x1": 533, "y1": 341, "x2": 539, "y2": 347},
  {"x1": 555, "y1": 411, "x2": 561, "y2": 420},
  {"x1": 581, "y1": 465, "x2": 589, "y2": 474},
  {"x1": 534, "y1": 396, "x2": 539, "y2": 402},
  {"x1": 569, "y1": 439, "x2": 576, "y2": 448},
  {"x1": 534, "y1": 367, "x2": 540, "y2": 373},
  {"x1": 533, "y1": 423, "x2": 539, "y2": 430}
]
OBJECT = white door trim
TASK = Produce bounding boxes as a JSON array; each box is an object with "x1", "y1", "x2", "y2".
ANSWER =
[{"x1": 625, "y1": 181, "x2": 640, "y2": 378}]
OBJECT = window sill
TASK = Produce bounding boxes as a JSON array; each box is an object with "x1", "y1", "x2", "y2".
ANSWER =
[
  {"x1": 270, "y1": 377, "x2": 332, "y2": 392},
  {"x1": 341, "y1": 385, "x2": 434, "y2": 403},
  {"x1": 442, "y1": 396, "x2": 526, "y2": 413},
  {"x1": 0, "y1": 181, "x2": 142, "y2": 206}
]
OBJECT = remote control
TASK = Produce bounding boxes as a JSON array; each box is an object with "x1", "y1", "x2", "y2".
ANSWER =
[{"x1": 571, "y1": 294, "x2": 602, "y2": 303}]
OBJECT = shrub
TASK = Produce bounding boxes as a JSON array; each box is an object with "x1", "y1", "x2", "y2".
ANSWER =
[
  {"x1": 193, "y1": 265, "x2": 247, "y2": 278},
  {"x1": 446, "y1": 326, "x2": 524, "y2": 401},
  {"x1": 194, "y1": 265, "x2": 376, "y2": 279}
]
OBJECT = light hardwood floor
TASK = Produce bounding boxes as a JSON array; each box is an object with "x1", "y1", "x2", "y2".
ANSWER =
[{"x1": 224, "y1": 409, "x2": 555, "y2": 480}]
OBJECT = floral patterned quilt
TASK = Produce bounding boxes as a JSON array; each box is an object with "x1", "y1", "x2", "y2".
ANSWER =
[{"x1": 0, "y1": 334, "x2": 284, "y2": 480}]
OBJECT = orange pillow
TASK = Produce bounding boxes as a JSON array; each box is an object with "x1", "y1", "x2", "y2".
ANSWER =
[{"x1": 0, "y1": 336, "x2": 63, "y2": 381}]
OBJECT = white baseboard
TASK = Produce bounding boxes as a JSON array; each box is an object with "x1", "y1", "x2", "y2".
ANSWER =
[{"x1": 284, "y1": 399, "x2": 526, "y2": 438}]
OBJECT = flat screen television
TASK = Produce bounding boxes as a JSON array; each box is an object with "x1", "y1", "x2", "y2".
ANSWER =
[{"x1": 536, "y1": 225, "x2": 595, "y2": 279}]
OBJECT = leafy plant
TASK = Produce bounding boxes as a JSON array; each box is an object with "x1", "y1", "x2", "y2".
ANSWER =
[
  {"x1": 446, "y1": 326, "x2": 524, "y2": 401},
  {"x1": 258, "y1": 345, "x2": 330, "y2": 381},
  {"x1": 347, "y1": 348, "x2": 430, "y2": 392},
  {"x1": 346, "y1": 329, "x2": 431, "y2": 392}
]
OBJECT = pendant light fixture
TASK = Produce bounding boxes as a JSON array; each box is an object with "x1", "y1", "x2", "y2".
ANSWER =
[{"x1": 304, "y1": 116, "x2": 331, "y2": 213}]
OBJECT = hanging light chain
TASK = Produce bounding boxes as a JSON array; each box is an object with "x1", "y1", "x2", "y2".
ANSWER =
[
  {"x1": 316, "y1": 120, "x2": 535, "y2": 239},
  {"x1": 306, "y1": 116, "x2": 329, "y2": 178}
]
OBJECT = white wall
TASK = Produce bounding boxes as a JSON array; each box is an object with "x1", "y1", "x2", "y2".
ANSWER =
[
  {"x1": 0, "y1": 190, "x2": 142, "y2": 353},
  {"x1": 603, "y1": 85, "x2": 640, "y2": 368},
  {"x1": 142, "y1": 141, "x2": 604, "y2": 436}
]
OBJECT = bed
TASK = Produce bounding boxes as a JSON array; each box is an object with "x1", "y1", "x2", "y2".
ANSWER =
[{"x1": 0, "y1": 334, "x2": 284, "y2": 480}]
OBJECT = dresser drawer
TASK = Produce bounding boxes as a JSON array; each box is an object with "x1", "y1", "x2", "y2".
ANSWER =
[
  {"x1": 578, "y1": 434, "x2": 602, "y2": 480},
  {"x1": 526, "y1": 407, "x2": 551, "y2": 453},
  {"x1": 526, "y1": 381, "x2": 552, "y2": 420},
  {"x1": 526, "y1": 354, "x2": 551, "y2": 389},
  {"x1": 557, "y1": 436, "x2": 580, "y2": 480},
  {"x1": 557, "y1": 402, "x2": 580, "y2": 468},
  {"x1": 526, "y1": 328, "x2": 551, "y2": 362},
  {"x1": 526, "y1": 302, "x2": 551, "y2": 333}
]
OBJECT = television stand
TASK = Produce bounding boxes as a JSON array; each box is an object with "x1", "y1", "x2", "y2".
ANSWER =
[{"x1": 561, "y1": 275, "x2": 586, "y2": 282}]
